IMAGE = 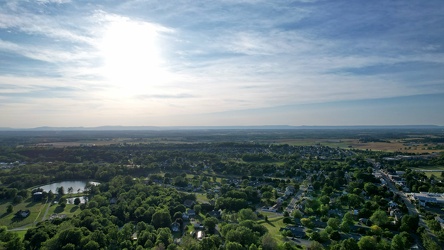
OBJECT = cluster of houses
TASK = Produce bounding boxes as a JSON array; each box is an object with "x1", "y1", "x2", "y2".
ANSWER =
[
  {"x1": 382, "y1": 153, "x2": 439, "y2": 161},
  {"x1": 0, "y1": 161, "x2": 23, "y2": 169}
]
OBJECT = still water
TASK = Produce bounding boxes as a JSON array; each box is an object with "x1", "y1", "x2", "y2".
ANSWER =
[{"x1": 39, "y1": 180, "x2": 100, "y2": 193}]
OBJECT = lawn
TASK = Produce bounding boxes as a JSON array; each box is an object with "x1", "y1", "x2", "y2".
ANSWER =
[
  {"x1": 14, "y1": 229, "x2": 28, "y2": 240},
  {"x1": 258, "y1": 214, "x2": 286, "y2": 241},
  {"x1": 195, "y1": 193, "x2": 209, "y2": 203},
  {"x1": 0, "y1": 199, "x2": 48, "y2": 229},
  {"x1": 409, "y1": 166, "x2": 444, "y2": 179},
  {"x1": 46, "y1": 203, "x2": 81, "y2": 218}
]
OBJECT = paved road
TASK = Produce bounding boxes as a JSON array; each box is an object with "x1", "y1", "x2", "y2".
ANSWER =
[
  {"x1": 378, "y1": 171, "x2": 418, "y2": 215},
  {"x1": 377, "y1": 169, "x2": 434, "y2": 249}
]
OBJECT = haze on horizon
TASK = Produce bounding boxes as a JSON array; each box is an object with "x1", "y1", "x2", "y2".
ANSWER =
[{"x1": 1, "y1": 0, "x2": 443, "y2": 128}]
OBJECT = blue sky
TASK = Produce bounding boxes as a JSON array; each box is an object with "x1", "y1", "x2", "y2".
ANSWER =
[{"x1": 1, "y1": 0, "x2": 443, "y2": 127}]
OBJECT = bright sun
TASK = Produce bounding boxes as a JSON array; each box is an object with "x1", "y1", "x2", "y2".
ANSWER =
[{"x1": 99, "y1": 17, "x2": 169, "y2": 96}]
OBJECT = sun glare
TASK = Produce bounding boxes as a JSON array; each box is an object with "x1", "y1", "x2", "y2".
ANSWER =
[{"x1": 99, "y1": 17, "x2": 169, "y2": 96}]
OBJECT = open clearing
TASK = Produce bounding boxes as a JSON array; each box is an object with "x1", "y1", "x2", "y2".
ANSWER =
[
  {"x1": 275, "y1": 138, "x2": 444, "y2": 153},
  {"x1": 0, "y1": 199, "x2": 47, "y2": 229}
]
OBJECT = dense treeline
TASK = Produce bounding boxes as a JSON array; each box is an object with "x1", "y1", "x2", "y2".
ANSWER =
[{"x1": 1, "y1": 175, "x2": 280, "y2": 250}]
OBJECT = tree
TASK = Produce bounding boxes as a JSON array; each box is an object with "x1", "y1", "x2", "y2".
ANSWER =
[
  {"x1": 347, "y1": 194, "x2": 363, "y2": 208},
  {"x1": 307, "y1": 241, "x2": 324, "y2": 250},
  {"x1": 67, "y1": 187, "x2": 73, "y2": 197},
  {"x1": 421, "y1": 233, "x2": 441, "y2": 250},
  {"x1": 7, "y1": 204, "x2": 13, "y2": 213},
  {"x1": 292, "y1": 209, "x2": 302, "y2": 219},
  {"x1": 369, "y1": 225, "x2": 382, "y2": 236},
  {"x1": 249, "y1": 243, "x2": 259, "y2": 250},
  {"x1": 436, "y1": 230, "x2": 444, "y2": 244},
  {"x1": 301, "y1": 218, "x2": 314, "y2": 228},
  {"x1": 74, "y1": 197, "x2": 81, "y2": 206},
  {"x1": 261, "y1": 233, "x2": 277, "y2": 250},
  {"x1": 152, "y1": 210, "x2": 172, "y2": 229},
  {"x1": 193, "y1": 204, "x2": 201, "y2": 215},
  {"x1": 283, "y1": 217, "x2": 293, "y2": 224},
  {"x1": 48, "y1": 190, "x2": 55, "y2": 201},
  {"x1": 202, "y1": 181, "x2": 210, "y2": 190},
  {"x1": 237, "y1": 208, "x2": 257, "y2": 221},
  {"x1": 358, "y1": 236, "x2": 377, "y2": 250},
  {"x1": 426, "y1": 220, "x2": 442, "y2": 232},
  {"x1": 340, "y1": 238, "x2": 358, "y2": 250},
  {"x1": 364, "y1": 183, "x2": 378, "y2": 195},
  {"x1": 225, "y1": 226, "x2": 258, "y2": 247},
  {"x1": 262, "y1": 191, "x2": 273, "y2": 200},
  {"x1": 83, "y1": 240, "x2": 100, "y2": 250},
  {"x1": 5, "y1": 235, "x2": 25, "y2": 250},
  {"x1": 57, "y1": 186, "x2": 65, "y2": 196},
  {"x1": 400, "y1": 215, "x2": 419, "y2": 232},
  {"x1": 319, "y1": 195, "x2": 330, "y2": 205},
  {"x1": 156, "y1": 228, "x2": 173, "y2": 247},
  {"x1": 327, "y1": 218, "x2": 341, "y2": 230},
  {"x1": 199, "y1": 237, "x2": 217, "y2": 250},
  {"x1": 204, "y1": 217, "x2": 218, "y2": 234},
  {"x1": 391, "y1": 234, "x2": 406, "y2": 250},
  {"x1": 226, "y1": 242, "x2": 244, "y2": 250},
  {"x1": 329, "y1": 231, "x2": 341, "y2": 241},
  {"x1": 370, "y1": 210, "x2": 389, "y2": 227}
]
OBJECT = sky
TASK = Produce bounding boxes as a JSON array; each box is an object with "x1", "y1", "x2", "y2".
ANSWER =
[{"x1": 0, "y1": 0, "x2": 443, "y2": 128}]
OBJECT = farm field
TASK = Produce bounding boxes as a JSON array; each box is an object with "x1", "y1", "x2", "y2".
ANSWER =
[{"x1": 274, "y1": 138, "x2": 444, "y2": 153}]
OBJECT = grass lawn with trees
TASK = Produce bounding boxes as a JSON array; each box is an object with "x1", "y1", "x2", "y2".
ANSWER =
[
  {"x1": 46, "y1": 203, "x2": 81, "y2": 218},
  {"x1": 258, "y1": 214, "x2": 285, "y2": 241},
  {"x1": 0, "y1": 199, "x2": 47, "y2": 229}
]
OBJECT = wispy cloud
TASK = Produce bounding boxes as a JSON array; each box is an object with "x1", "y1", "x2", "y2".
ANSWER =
[{"x1": 0, "y1": 0, "x2": 443, "y2": 127}]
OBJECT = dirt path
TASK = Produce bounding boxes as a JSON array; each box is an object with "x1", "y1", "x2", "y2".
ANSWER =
[{"x1": 41, "y1": 199, "x2": 51, "y2": 221}]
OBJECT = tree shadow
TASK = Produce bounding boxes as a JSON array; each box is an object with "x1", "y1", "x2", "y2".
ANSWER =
[
  {"x1": 70, "y1": 206, "x2": 78, "y2": 213},
  {"x1": 265, "y1": 220, "x2": 276, "y2": 227},
  {"x1": 54, "y1": 206, "x2": 65, "y2": 214},
  {"x1": 11, "y1": 216, "x2": 26, "y2": 223},
  {"x1": 1, "y1": 212, "x2": 10, "y2": 219}
]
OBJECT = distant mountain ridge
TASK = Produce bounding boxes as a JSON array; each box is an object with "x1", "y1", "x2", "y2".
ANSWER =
[{"x1": 0, "y1": 125, "x2": 442, "y2": 131}]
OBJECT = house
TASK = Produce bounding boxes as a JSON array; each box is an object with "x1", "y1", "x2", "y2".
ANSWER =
[
  {"x1": 388, "y1": 201, "x2": 398, "y2": 208},
  {"x1": 187, "y1": 209, "x2": 196, "y2": 217},
  {"x1": 33, "y1": 192, "x2": 43, "y2": 201},
  {"x1": 359, "y1": 218, "x2": 370, "y2": 226},
  {"x1": 15, "y1": 209, "x2": 30, "y2": 218},
  {"x1": 208, "y1": 209, "x2": 222, "y2": 218},
  {"x1": 435, "y1": 216, "x2": 444, "y2": 229},
  {"x1": 182, "y1": 213, "x2": 189, "y2": 220},
  {"x1": 196, "y1": 230, "x2": 204, "y2": 240},
  {"x1": 193, "y1": 222, "x2": 204, "y2": 230},
  {"x1": 184, "y1": 199, "x2": 196, "y2": 208},
  {"x1": 280, "y1": 226, "x2": 305, "y2": 238},
  {"x1": 285, "y1": 186, "x2": 296, "y2": 196},
  {"x1": 171, "y1": 221, "x2": 180, "y2": 232},
  {"x1": 131, "y1": 232, "x2": 138, "y2": 241}
]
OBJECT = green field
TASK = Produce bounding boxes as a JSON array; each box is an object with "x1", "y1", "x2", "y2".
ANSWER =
[
  {"x1": 0, "y1": 199, "x2": 47, "y2": 229},
  {"x1": 46, "y1": 203, "x2": 81, "y2": 219},
  {"x1": 409, "y1": 166, "x2": 444, "y2": 179},
  {"x1": 195, "y1": 193, "x2": 209, "y2": 203},
  {"x1": 258, "y1": 213, "x2": 285, "y2": 241}
]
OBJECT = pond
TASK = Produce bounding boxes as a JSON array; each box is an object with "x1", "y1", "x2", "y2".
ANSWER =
[{"x1": 39, "y1": 180, "x2": 100, "y2": 194}]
